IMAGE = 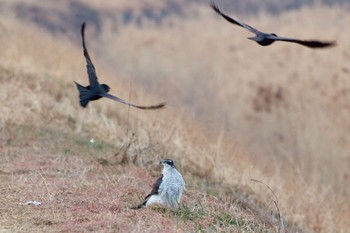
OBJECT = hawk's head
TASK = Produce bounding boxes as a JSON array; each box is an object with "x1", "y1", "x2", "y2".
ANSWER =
[{"x1": 160, "y1": 159, "x2": 175, "y2": 168}]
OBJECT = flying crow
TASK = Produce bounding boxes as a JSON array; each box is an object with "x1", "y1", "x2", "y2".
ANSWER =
[
  {"x1": 75, "y1": 22, "x2": 166, "y2": 109},
  {"x1": 211, "y1": 2, "x2": 336, "y2": 48}
]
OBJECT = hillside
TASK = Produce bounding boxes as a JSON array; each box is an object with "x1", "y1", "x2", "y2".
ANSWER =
[
  {"x1": 0, "y1": 1, "x2": 349, "y2": 232},
  {"x1": 0, "y1": 13, "x2": 290, "y2": 232}
]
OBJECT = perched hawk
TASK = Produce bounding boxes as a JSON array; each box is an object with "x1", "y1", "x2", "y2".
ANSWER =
[{"x1": 134, "y1": 159, "x2": 185, "y2": 209}]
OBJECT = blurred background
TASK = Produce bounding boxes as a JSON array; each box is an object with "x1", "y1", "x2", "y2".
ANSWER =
[{"x1": 0, "y1": 0, "x2": 349, "y2": 232}]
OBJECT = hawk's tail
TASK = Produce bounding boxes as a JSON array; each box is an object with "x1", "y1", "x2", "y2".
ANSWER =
[
  {"x1": 74, "y1": 82, "x2": 91, "y2": 108},
  {"x1": 130, "y1": 200, "x2": 147, "y2": 210}
]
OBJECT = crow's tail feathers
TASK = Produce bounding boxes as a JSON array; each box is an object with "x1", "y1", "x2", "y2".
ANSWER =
[{"x1": 74, "y1": 82, "x2": 91, "y2": 108}]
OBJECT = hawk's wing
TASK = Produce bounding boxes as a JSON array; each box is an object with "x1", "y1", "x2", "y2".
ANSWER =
[
  {"x1": 145, "y1": 174, "x2": 163, "y2": 199},
  {"x1": 131, "y1": 174, "x2": 164, "y2": 209},
  {"x1": 100, "y1": 93, "x2": 166, "y2": 110},
  {"x1": 81, "y1": 22, "x2": 99, "y2": 87}
]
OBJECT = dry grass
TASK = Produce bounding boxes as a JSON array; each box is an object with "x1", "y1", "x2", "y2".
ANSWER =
[
  {"x1": 0, "y1": 125, "x2": 288, "y2": 232},
  {"x1": 0, "y1": 2, "x2": 349, "y2": 232},
  {"x1": 0, "y1": 12, "x2": 279, "y2": 232},
  {"x1": 102, "y1": 5, "x2": 350, "y2": 232}
]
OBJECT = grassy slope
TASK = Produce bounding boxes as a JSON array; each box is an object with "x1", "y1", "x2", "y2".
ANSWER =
[
  {"x1": 107, "y1": 6, "x2": 350, "y2": 232},
  {"x1": 0, "y1": 3, "x2": 349, "y2": 233},
  {"x1": 0, "y1": 125, "x2": 268, "y2": 232},
  {"x1": 2, "y1": 123, "x2": 296, "y2": 232},
  {"x1": 0, "y1": 14, "x2": 284, "y2": 233}
]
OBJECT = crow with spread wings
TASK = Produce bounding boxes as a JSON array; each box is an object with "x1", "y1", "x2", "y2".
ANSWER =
[
  {"x1": 211, "y1": 2, "x2": 336, "y2": 48},
  {"x1": 74, "y1": 22, "x2": 165, "y2": 109}
]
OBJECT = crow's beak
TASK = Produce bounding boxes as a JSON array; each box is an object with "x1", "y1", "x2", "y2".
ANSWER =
[{"x1": 248, "y1": 36, "x2": 260, "y2": 42}]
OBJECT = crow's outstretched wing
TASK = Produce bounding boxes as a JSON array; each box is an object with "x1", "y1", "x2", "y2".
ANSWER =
[
  {"x1": 267, "y1": 35, "x2": 336, "y2": 48},
  {"x1": 81, "y1": 22, "x2": 99, "y2": 87},
  {"x1": 101, "y1": 93, "x2": 166, "y2": 110},
  {"x1": 210, "y1": 2, "x2": 260, "y2": 35}
]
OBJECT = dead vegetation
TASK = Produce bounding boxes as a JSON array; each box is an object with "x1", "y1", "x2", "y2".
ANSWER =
[
  {"x1": 0, "y1": 2, "x2": 349, "y2": 232},
  {"x1": 0, "y1": 124, "x2": 296, "y2": 232}
]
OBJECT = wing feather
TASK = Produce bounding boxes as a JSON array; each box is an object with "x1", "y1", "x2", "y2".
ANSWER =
[
  {"x1": 210, "y1": 2, "x2": 260, "y2": 35},
  {"x1": 145, "y1": 175, "x2": 163, "y2": 199},
  {"x1": 131, "y1": 175, "x2": 164, "y2": 209},
  {"x1": 268, "y1": 35, "x2": 336, "y2": 48},
  {"x1": 101, "y1": 93, "x2": 166, "y2": 110},
  {"x1": 81, "y1": 22, "x2": 99, "y2": 87}
]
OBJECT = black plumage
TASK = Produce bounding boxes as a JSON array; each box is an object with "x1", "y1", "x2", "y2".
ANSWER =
[
  {"x1": 74, "y1": 22, "x2": 166, "y2": 109},
  {"x1": 211, "y1": 2, "x2": 336, "y2": 48}
]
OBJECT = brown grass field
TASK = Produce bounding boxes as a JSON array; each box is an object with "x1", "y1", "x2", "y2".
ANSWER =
[{"x1": 0, "y1": 1, "x2": 349, "y2": 232}]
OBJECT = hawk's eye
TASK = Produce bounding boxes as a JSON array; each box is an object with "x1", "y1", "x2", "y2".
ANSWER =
[{"x1": 166, "y1": 160, "x2": 173, "y2": 166}]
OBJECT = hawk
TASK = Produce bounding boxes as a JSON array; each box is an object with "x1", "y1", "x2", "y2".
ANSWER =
[{"x1": 134, "y1": 159, "x2": 185, "y2": 209}]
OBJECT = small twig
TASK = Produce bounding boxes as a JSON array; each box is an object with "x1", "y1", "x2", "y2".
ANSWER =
[
  {"x1": 250, "y1": 179, "x2": 285, "y2": 233},
  {"x1": 38, "y1": 168, "x2": 51, "y2": 200},
  {"x1": 126, "y1": 80, "x2": 133, "y2": 145},
  {"x1": 250, "y1": 179, "x2": 278, "y2": 203},
  {"x1": 114, "y1": 81, "x2": 135, "y2": 163},
  {"x1": 272, "y1": 200, "x2": 285, "y2": 233}
]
